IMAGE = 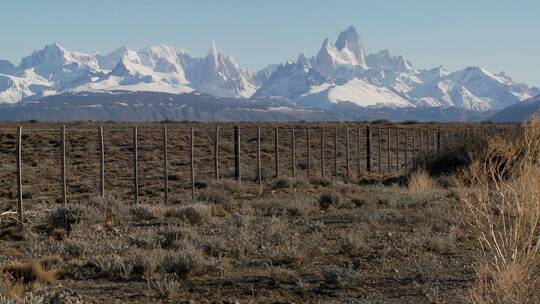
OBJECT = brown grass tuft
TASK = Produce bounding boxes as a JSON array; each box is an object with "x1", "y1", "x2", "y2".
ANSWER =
[{"x1": 408, "y1": 169, "x2": 439, "y2": 192}]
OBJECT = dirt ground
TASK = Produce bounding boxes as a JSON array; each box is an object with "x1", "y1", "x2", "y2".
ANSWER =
[{"x1": 1, "y1": 175, "x2": 478, "y2": 303}]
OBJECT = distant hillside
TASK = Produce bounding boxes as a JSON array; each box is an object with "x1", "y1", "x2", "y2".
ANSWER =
[
  {"x1": 0, "y1": 91, "x2": 343, "y2": 122},
  {"x1": 0, "y1": 91, "x2": 490, "y2": 122},
  {"x1": 491, "y1": 95, "x2": 540, "y2": 122}
]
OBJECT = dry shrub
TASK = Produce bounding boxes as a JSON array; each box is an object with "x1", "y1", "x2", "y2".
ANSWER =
[
  {"x1": 424, "y1": 233, "x2": 456, "y2": 255},
  {"x1": 318, "y1": 191, "x2": 341, "y2": 209},
  {"x1": 160, "y1": 243, "x2": 209, "y2": 279},
  {"x1": 270, "y1": 178, "x2": 293, "y2": 190},
  {"x1": 87, "y1": 194, "x2": 129, "y2": 223},
  {"x1": 407, "y1": 169, "x2": 439, "y2": 192},
  {"x1": 310, "y1": 177, "x2": 333, "y2": 187},
  {"x1": 197, "y1": 188, "x2": 233, "y2": 209},
  {"x1": 2, "y1": 261, "x2": 58, "y2": 284},
  {"x1": 130, "y1": 205, "x2": 158, "y2": 221},
  {"x1": 90, "y1": 254, "x2": 129, "y2": 279},
  {"x1": 145, "y1": 274, "x2": 180, "y2": 299},
  {"x1": 339, "y1": 228, "x2": 369, "y2": 257},
  {"x1": 48, "y1": 205, "x2": 86, "y2": 231},
  {"x1": 164, "y1": 205, "x2": 210, "y2": 225},
  {"x1": 256, "y1": 197, "x2": 316, "y2": 217},
  {"x1": 461, "y1": 117, "x2": 540, "y2": 303}
]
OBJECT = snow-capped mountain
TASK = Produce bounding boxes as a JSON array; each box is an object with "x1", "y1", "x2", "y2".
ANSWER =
[
  {"x1": 0, "y1": 25, "x2": 538, "y2": 119},
  {"x1": 190, "y1": 41, "x2": 256, "y2": 98},
  {"x1": 255, "y1": 53, "x2": 410, "y2": 109},
  {"x1": 254, "y1": 26, "x2": 539, "y2": 112},
  {"x1": 0, "y1": 42, "x2": 256, "y2": 102}
]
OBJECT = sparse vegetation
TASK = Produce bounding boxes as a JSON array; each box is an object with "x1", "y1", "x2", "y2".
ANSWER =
[{"x1": 0, "y1": 121, "x2": 535, "y2": 303}]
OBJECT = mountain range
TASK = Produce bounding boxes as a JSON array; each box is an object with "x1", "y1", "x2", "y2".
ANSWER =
[{"x1": 0, "y1": 26, "x2": 538, "y2": 121}]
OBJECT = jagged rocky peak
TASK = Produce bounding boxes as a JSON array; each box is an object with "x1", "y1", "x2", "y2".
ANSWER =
[
  {"x1": 20, "y1": 43, "x2": 99, "y2": 71},
  {"x1": 335, "y1": 25, "x2": 367, "y2": 68},
  {"x1": 97, "y1": 47, "x2": 131, "y2": 70},
  {"x1": 314, "y1": 27, "x2": 369, "y2": 78},
  {"x1": 0, "y1": 59, "x2": 16, "y2": 75},
  {"x1": 366, "y1": 49, "x2": 413, "y2": 72},
  {"x1": 137, "y1": 45, "x2": 189, "y2": 75},
  {"x1": 296, "y1": 53, "x2": 310, "y2": 66},
  {"x1": 254, "y1": 64, "x2": 280, "y2": 86},
  {"x1": 110, "y1": 49, "x2": 143, "y2": 76},
  {"x1": 418, "y1": 65, "x2": 449, "y2": 83},
  {"x1": 192, "y1": 41, "x2": 256, "y2": 98}
]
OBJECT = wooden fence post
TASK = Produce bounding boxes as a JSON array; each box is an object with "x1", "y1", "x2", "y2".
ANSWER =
[
  {"x1": 60, "y1": 125, "x2": 67, "y2": 205},
  {"x1": 420, "y1": 129, "x2": 425, "y2": 156},
  {"x1": 133, "y1": 126, "x2": 139, "y2": 205},
  {"x1": 291, "y1": 127, "x2": 296, "y2": 179},
  {"x1": 435, "y1": 130, "x2": 438, "y2": 154},
  {"x1": 333, "y1": 126, "x2": 338, "y2": 177},
  {"x1": 357, "y1": 127, "x2": 361, "y2": 177},
  {"x1": 386, "y1": 128, "x2": 391, "y2": 173},
  {"x1": 412, "y1": 129, "x2": 416, "y2": 161},
  {"x1": 16, "y1": 126, "x2": 23, "y2": 226},
  {"x1": 396, "y1": 128, "x2": 400, "y2": 172},
  {"x1": 190, "y1": 127, "x2": 196, "y2": 201},
  {"x1": 321, "y1": 126, "x2": 325, "y2": 177},
  {"x1": 346, "y1": 127, "x2": 350, "y2": 180},
  {"x1": 366, "y1": 126, "x2": 371, "y2": 174},
  {"x1": 378, "y1": 127, "x2": 382, "y2": 174},
  {"x1": 99, "y1": 126, "x2": 105, "y2": 197},
  {"x1": 214, "y1": 126, "x2": 219, "y2": 181},
  {"x1": 274, "y1": 127, "x2": 279, "y2": 178},
  {"x1": 437, "y1": 129, "x2": 441, "y2": 153},
  {"x1": 428, "y1": 129, "x2": 431, "y2": 154},
  {"x1": 257, "y1": 125, "x2": 262, "y2": 187},
  {"x1": 163, "y1": 126, "x2": 168, "y2": 204},
  {"x1": 404, "y1": 129, "x2": 408, "y2": 171},
  {"x1": 234, "y1": 126, "x2": 241, "y2": 182},
  {"x1": 307, "y1": 127, "x2": 311, "y2": 178}
]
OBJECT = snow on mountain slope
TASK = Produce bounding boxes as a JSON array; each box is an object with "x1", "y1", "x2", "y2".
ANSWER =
[
  {"x1": 296, "y1": 78, "x2": 413, "y2": 109},
  {"x1": 408, "y1": 66, "x2": 538, "y2": 110},
  {"x1": 314, "y1": 26, "x2": 367, "y2": 79},
  {"x1": 254, "y1": 55, "x2": 327, "y2": 99},
  {"x1": 19, "y1": 44, "x2": 103, "y2": 84},
  {"x1": 335, "y1": 26, "x2": 367, "y2": 68},
  {"x1": 447, "y1": 67, "x2": 535, "y2": 108},
  {"x1": 0, "y1": 41, "x2": 259, "y2": 102},
  {"x1": 72, "y1": 48, "x2": 193, "y2": 94},
  {"x1": 253, "y1": 26, "x2": 539, "y2": 112},
  {"x1": 96, "y1": 47, "x2": 129, "y2": 70},
  {"x1": 190, "y1": 42, "x2": 256, "y2": 98},
  {"x1": 0, "y1": 71, "x2": 55, "y2": 103},
  {"x1": 366, "y1": 50, "x2": 413, "y2": 72},
  {"x1": 82, "y1": 42, "x2": 255, "y2": 98}
]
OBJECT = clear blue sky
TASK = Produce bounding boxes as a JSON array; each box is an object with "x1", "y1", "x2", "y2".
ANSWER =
[{"x1": 1, "y1": 0, "x2": 539, "y2": 86}]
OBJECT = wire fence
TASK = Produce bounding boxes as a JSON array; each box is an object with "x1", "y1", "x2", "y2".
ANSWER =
[{"x1": 0, "y1": 122, "x2": 519, "y2": 226}]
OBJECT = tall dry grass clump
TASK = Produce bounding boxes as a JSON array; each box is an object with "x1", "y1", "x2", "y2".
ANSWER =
[
  {"x1": 461, "y1": 118, "x2": 540, "y2": 303},
  {"x1": 408, "y1": 169, "x2": 439, "y2": 192}
]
